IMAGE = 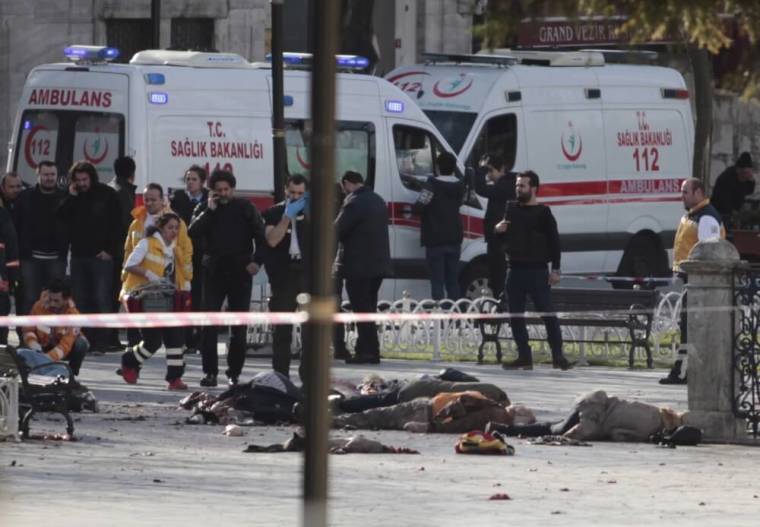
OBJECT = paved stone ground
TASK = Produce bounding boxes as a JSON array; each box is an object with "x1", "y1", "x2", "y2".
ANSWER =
[{"x1": 1, "y1": 353, "x2": 759, "y2": 526}]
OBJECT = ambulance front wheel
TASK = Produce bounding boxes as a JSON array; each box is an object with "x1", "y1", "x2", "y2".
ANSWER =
[
  {"x1": 461, "y1": 259, "x2": 492, "y2": 300},
  {"x1": 613, "y1": 233, "x2": 669, "y2": 290}
]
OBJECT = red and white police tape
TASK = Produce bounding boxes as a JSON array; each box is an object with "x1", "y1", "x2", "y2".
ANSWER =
[{"x1": 0, "y1": 304, "x2": 733, "y2": 329}]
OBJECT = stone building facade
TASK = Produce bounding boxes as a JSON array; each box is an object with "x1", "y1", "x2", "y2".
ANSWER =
[
  {"x1": 2, "y1": 1, "x2": 756, "y2": 188},
  {"x1": 0, "y1": 0, "x2": 474, "y2": 170}
]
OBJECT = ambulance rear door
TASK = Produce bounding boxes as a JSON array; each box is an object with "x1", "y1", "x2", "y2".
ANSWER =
[
  {"x1": 146, "y1": 67, "x2": 272, "y2": 200},
  {"x1": 519, "y1": 67, "x2": 608, "y2": 275},
  {"x1": 12, "y1": 68, "x2": 129, "y2": 185}
]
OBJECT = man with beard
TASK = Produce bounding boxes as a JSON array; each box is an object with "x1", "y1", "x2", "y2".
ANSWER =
[
  {"x1": 494, "y1": 170, "x2": 571, "y2": 371},
  {"x1": 14, "y1": 160, "x2": 68, "y2": 315},
  {"x1": 189, "y1": 169, "x2": 265, "y2": 387},
  {"x1": 57, "y1": 161, "x2": 122, "y2": 352}
]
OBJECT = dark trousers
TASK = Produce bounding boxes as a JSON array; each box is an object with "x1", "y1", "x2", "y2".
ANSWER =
[
  {"x1": 269, "y1": 264, "x2": 304, "y2": 377},
  {"x1": 20, "y1": 258, "x2": 66, "y2": 314},
  {"x1": 679, "y1": 274, "x2": 688, "y2": 344},
  {"x1": 333, "y1": 278, "x2": 348, "y2": 359},
  {"x1": 65, "y1": 335, "x2": 90, "y2": 376},
  {"x1": 486, "y1": 239, "x2": 507, "y2": 300},
  {"x1": 345, "y1": 276, "x2": 382, "y2": 359},
  {"x1": 107, "y1": 252, "x2": 125, "y2": 346},
  {"x1": 70, "y1": 257, "x2": 114, "y2": 348},
  {"x1": 425, "y1": 244, "x2": 461, "y2": 300},
  {"x1": 506, "y1": 266, "x2": 564, "y2": 362},
  {"x1": 122, "y1": 326, "x2": 185, "y2": 381},
  {"x1": 200, "y1": 268, "x2": 252, "y2": 378},
  {"x1": 338, "y1": 387, "x2": 401, "y2": 413},
  {"x1": 184, "y1": 256, "x2": 204, "y2": 350},
  {"x1": 0, "y1": 292, "x2": 10, "y2": 345},
  {"x1": 500, "y1": 410, "x2": 580, "y2": 437}
]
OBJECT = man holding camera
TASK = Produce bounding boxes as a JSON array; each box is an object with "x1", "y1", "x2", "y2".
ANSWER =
[
  {"x1": 189, "y1": 169, "x2": 265, "y2": 387},
  {"x1": 473, "y1": 154, "x2": 516, "y2": 300}
]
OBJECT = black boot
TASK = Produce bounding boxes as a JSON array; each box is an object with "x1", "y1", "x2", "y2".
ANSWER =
[
  {"x1": 659, "y1": 359, "x2": 687, "y2": 384},
  {"x1": 501, "y1": 357, "x2": 533, "y2": 370},
  {"x1": 485, "y1": 421, "x2": 515, "y2": 436},
  {"x1": 659, "y1": 347, "x2": 688, "y2": 385}
]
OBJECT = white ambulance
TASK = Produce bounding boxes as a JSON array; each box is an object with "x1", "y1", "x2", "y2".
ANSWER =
[
  {"x1": 387, "y1": 50, "x2": 694, "y2": 293},
  {"x1": 7, "y1": 46, "x2": 465, "y2": 299}
]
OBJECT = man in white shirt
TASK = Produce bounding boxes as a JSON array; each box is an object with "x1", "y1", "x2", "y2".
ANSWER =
[{"x1": 259, "y1": 174, "x2": 308, "y2": 378}]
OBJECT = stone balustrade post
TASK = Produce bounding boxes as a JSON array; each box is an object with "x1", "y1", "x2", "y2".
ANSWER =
[{"x1": 680, "y1": 238, "x2": 758, "y2": 443}]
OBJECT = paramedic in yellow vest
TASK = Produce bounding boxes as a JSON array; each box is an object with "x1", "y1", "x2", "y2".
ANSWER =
[
  {"x1": 122, "y1": 182, "x2": 192, "y2": 346},
  {"x1": 123, "y1": 183, "x2": 192, "y2": 283},
  {"x1": 118, "y1": 212, "x2": 192, "y2": 390},
  {"x1": 660, "y1": 178, "x2": 725, "y2": 385}
]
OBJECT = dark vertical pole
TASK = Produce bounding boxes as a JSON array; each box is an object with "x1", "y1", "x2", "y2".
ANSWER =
[
  {"x1": 151, "y1": 0, "x2": 161, "y2": 49},
  {"x1": 271, "y1": 0, "x2": 287, "y2": 202},
  {"x1": 303, "y1": 0, "x2": 339, "y2": 526}
]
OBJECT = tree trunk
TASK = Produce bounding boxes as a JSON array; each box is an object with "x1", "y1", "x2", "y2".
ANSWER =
[{"x1": 688, "y1": 46, "x2": 714, "y2": 185}]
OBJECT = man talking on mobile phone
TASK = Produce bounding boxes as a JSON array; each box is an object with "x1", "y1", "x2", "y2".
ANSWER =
[
  {"x1": 494, "y1": 170, "x2": 571, "y2": 371},
  {"x1": 189, "y1": 169, "x2": 265, "y2": 387}
]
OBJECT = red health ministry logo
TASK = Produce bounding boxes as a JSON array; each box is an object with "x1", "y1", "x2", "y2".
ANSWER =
[
  {"x1": 561, "y1": 121, "x2": 582, "y2": 162},
  {"x1": 296, "y1": 145, "x2": 311, "y2": 170},
  {"x1": 432, "y1": 74, "x2": 473, "y2": 98},
  {"x1": 83, "y1": 128, "x2": 109, "y2": 165}
]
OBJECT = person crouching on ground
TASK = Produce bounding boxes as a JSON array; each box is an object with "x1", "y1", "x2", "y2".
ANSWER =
[
  {"x1": 118, "y1": 212, "x2": 192, "y2": 390},
  {"x1": 20, "y1": 278, "x2": 89, "y2": 377}
]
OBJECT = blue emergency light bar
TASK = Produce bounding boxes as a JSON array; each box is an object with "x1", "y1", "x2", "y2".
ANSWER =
[
  {"x1": 145, "y1": 73, "x2": 166, "y2": 85},
  {"x1": 266, "y1": 52, "x2": 370, "y2": 70},
  {"x1": 64, "y1": 45, "x2": 120, "y2": 63}
]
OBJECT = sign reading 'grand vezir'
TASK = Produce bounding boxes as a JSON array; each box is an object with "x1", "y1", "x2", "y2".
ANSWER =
[{"x1": 517, "y1": 17, "x2": 669, "y2": 47}]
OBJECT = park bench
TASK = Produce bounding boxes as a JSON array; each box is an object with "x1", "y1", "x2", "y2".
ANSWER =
[
  {"x1": 0, "y1": 345, "x2": 75, "y2": 438},
  {"x1": 476, "y1": 288, "x2": 659, "y2": 368}
]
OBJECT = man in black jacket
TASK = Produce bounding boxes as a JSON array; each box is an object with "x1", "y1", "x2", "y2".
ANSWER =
[
  {"x1": 711, "y1": 151, "x2": 755, "y2": 230},
  {"x1": 334, "y1": 171, "x2": 391, "y2": 364},
  {"x1": 171, "y1": 165, "x2": 209, "y2": 352},
  {"x1": 414, "y1": 152, "x2": 464, "y2": 300},
  {"x1": 57, "y1": 161, "x2": 122, "y2": 351},
  {"x1": 474, "y1": 154, "x2": 516, "y2": 299},
  {"x1": 105, "y1": 156, "x2": 137, "y2": 351},
  {"x1": 0, "y1": 206, "x2": 19, "y2": 345},
  {"x1": 189, "y1": 169, "x2": 265, "y2": 387},
  {"x1": 14, "y1": 160, "x2": 68, "y2": 314},
  {"x1": 494, "y1": 170, "x2": 571, "y2": 371},
  {"x1": 260, "y1": 174, "x2": 308, "y2": 377}
]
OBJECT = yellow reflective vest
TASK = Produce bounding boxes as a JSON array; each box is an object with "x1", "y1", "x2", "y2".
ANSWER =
[
  {"x1": 120, "y1": 233, "x2": 192, "y2": 299},
  {"x1": 122, "y1": 205, "x2": 193, "y2": 283},
  {"x1": 672, "y1": 199, "x2": 726, "y2": 272}
]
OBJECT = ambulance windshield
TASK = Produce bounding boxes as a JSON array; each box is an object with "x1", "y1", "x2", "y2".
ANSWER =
[
  {"x1": 14, "y1": 110, "x2": 124, "y2": 185},
  {"x1": 423, "y1": 110, "x2": 477, "y2": 155}
]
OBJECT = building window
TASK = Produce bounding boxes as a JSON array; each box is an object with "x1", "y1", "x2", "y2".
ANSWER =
[
  {"x1": 106, "y1": 19, "x2": 153, "y2": 63},
  {"x1": 170, "y1": 18, "x2": 215, "y2": 51}
]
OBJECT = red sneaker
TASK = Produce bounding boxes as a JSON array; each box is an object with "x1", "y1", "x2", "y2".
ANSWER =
[
  {"x1": 167, "y1": 378, "x2": 188, "y2": 391},
  {"x1": 120, "y1": 366, "x2": 139, "y2": 384}
]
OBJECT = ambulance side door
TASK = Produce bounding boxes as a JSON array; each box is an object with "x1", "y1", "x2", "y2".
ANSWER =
[{"x1": 386, "y1": 120, "x2": 453, "y2": 287}]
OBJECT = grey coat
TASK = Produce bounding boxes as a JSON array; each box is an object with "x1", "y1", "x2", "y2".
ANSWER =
[{"x1": 565, "y1": 390, "x2": 664, "y2": 442}]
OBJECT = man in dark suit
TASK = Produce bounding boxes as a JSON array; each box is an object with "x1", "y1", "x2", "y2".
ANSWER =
[{"x1": 334, "y1": 171, "x2": 391, "y2": 364}]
